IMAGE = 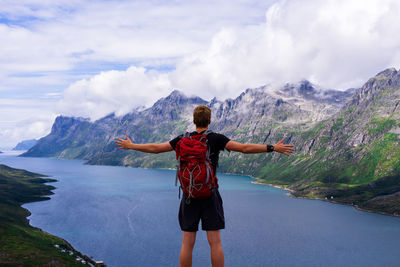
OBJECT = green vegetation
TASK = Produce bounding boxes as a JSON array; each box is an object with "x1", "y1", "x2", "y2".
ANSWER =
[
  {"x1": 356, "y1": 133, "x2": 400, "y2": 182},
  {"x1": 324, "y1": 173, "x2": 400, "y2": 215},
  {"x1": 344, "y1": 107, "x2": 355, "y2": 114},
  {"x1": 0, "y1": 164, "x2": 100, "y2": 266},
  {"x1": 368, "y1": 117, "x2": 397, "y2": 136},
  {"x1": 234, "y1": 125, "x2": 250, "y2": 134},
  {"x1": 331, "y1": 117, "x2": 344, "y2": 131}
]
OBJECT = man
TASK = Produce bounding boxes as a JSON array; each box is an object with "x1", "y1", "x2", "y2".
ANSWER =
[{"x1": 115, "y1": 105, "x2": 294, "y2": 267}]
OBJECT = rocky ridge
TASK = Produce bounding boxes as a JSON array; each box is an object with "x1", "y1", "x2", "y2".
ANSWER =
[{"x1": 22, "y1": 69, "x2": 400, "y2": 216}]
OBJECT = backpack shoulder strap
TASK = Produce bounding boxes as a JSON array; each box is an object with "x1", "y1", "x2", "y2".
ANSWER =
[
  {"x1": 182, "y1": 132, "x2": 191, "y2": 138},
  {"x1": 175, "y1": 132, "x2": 190, "y2": 154},
  {"x1": 202, "y1": 130, "x2": 213, "y2": 161},
  {"x1": 203, "y1": 129, "x2": 213, "y2": 136}
]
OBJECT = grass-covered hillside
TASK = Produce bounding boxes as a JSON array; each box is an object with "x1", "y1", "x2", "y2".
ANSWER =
[{"x1": 0, "y1": 164, "x2": 100, "y2": 266}]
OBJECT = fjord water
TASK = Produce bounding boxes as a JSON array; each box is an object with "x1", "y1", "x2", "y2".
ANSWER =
[{"x1": 1, "y1": 152, "x2": 400, "y2": 267}]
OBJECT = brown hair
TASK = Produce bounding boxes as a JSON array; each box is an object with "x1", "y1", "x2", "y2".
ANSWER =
[{"x1": 193, "y1": 105, "x2": 211, "y2": 128}]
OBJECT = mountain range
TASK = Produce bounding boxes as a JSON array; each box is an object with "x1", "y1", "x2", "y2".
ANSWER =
[{"x1": 22, "y1": 68, "x2": 400, "y2": 216}]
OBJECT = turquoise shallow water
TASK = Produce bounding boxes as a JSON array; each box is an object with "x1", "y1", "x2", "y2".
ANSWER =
[{"x1": 1, "y1": 151, "x2": 400, "y2": 267}]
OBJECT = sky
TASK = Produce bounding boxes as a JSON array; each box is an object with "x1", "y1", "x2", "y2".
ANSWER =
[{"x1": 1, "y1": 0, "x2": 400, "y2": 149}]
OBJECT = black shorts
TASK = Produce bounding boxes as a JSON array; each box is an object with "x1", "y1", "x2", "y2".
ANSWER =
[{"x1": 178, "y1": 190, "x2": 225, "y2": 232}]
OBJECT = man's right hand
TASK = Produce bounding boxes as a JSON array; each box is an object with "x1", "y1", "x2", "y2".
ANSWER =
[{"x1": 115, "y1": 134, "x2": 134, "y2": 150}]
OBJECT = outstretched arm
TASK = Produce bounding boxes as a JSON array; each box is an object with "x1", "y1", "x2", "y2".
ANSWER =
[
  {"x1": 115, "y1": 135, "x2": 173, "y2": 154},
  {"x1": 225, "y1": 138, "x2": 294, "y2": 156}
]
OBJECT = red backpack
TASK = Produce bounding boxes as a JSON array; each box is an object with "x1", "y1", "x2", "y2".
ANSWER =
[{"x1": 175, "y1": 130, "x2": 218, "y2": 202}]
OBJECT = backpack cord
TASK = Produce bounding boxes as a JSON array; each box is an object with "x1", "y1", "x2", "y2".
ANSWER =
[{"x1": 175, "y1": 156, "x2": 181, "y2": 186}]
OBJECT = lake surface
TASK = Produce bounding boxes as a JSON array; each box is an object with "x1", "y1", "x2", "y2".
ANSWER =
[{"x1": 1, "y1": 151, "x2": 400, "y2": 267}]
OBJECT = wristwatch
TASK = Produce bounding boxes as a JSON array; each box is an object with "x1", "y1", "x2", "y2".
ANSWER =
[{"x1": 266, "y1": 144, "x2": 274, "y2": 152}]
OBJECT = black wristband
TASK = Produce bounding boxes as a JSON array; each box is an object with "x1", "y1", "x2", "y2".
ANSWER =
[{"x1": 266, "y1": 144, "x2": 274, "y2": 152}]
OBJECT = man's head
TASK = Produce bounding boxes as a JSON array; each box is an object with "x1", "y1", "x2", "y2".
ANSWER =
[{"x1": 193, "y1": 105, "x2": 211, "y2": 128}]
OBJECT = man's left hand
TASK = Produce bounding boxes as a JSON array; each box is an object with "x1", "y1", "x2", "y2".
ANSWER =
[{"x1": 272, "y1": 138, "x2": 295, "y2": 156}]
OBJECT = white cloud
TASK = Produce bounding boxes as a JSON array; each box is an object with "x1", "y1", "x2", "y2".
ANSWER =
[
  {"x1": 2, "y1": 0, "x2": 400, "y2": 146},
  {"x1": 0, "y1": 0, "x2": 273, "y2": 92},
  {"x1": 0, "y1": 98, "x2": 57, "y2": 149},
  {"x1": 58, "y1": 0, "x2": 400, "y2": 119},
  {"x1": 58, "y1": 66, "x2": 172, "y2": 120}
]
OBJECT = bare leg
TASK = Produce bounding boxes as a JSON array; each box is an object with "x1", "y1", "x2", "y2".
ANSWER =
[
  {"x1": 207, "y1": 230, "x2": 225, "y2": 267},
  {"x1": 180, "y1": 231, "x2": 197, "y2": 267}
]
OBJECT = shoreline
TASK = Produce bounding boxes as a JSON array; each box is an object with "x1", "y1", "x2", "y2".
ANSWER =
[
  {"x1": 249, "y1": 176, "x2": 294, "y2": 194},
  {"x1": 249, "y1": 176, "x2": 400, "y2": 219},
  {"x1": 32, "y1": 224, "x2": 101, "y2": 266},
  {"x1": 22, "y1": 178, "x2": 104, "y2": 266},
  {"x1": 25, "y1": 207, "x2": 103, "y2": 265}
]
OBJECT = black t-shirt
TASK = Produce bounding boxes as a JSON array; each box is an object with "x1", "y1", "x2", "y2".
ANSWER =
[{"x1": 169, "y1": 131, "x2": 230, "y2": 174}]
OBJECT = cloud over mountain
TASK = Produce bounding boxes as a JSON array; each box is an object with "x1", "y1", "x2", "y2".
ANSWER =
[
  {"x1": 58, "y1": 0, "x2": 400, "y2": 120},
  {"x1": 58, "y1": 67, "x2": 172, "y2": 120}
]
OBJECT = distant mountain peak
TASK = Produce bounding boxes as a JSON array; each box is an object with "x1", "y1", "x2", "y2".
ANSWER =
[
  {"x1": 209, "y1": 97, "x2": 221, "y2": 106},
  {"x1": 154, "y1": 89, "x2": 207, "y2": 107},
  {"x1": 280, "y1": 80, "x2": 324, "y2": 100},
  {"x1": 346, "y1": 67, "x2": 400, "y2": 109},
  {"x1": 167, "y1": 89, "x2": 208, "y2": 102},
  {"x1": 167, "y1": 89, "x2": 187, "y2": 99},
  {"x1": 55, "y1": 115, "x2": 90, "y2": 122},
  {"x1": 298, "y1": 80, "x2": 317, "y2": 95},
  {"x1": 299, "y1": 79, "x2": 313, "y2": 85},
  {"x1": 376, "y1": 68, "x2": 398, "y2": 77}
]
